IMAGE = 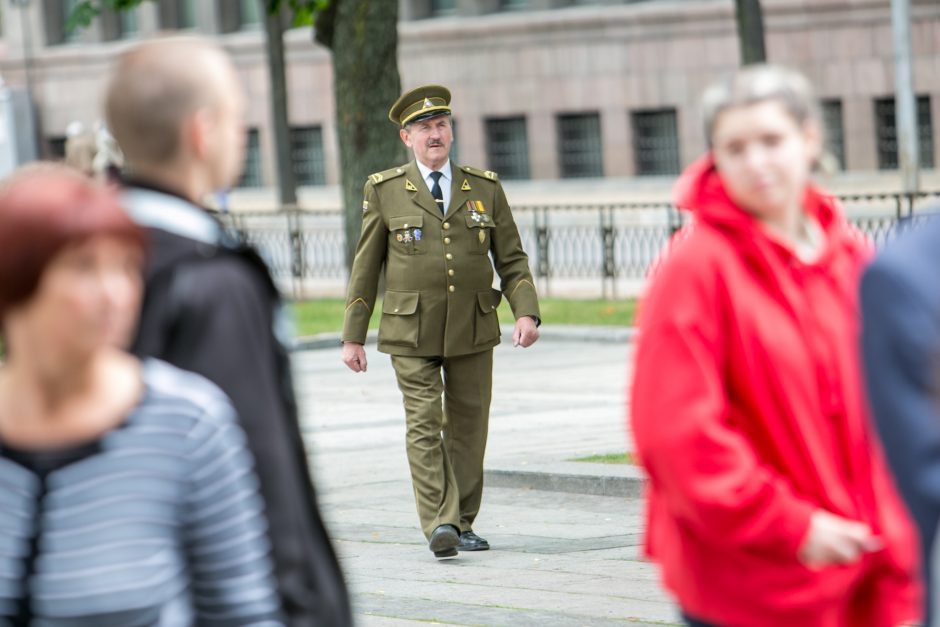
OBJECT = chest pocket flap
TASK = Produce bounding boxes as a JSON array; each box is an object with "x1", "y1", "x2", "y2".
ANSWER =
[
  {"x1": 464, "y1": 214, "x2": 495, "y2": 229},
  {"x1": 389, "y1": 215, "x2": 424, "y2": 231}
]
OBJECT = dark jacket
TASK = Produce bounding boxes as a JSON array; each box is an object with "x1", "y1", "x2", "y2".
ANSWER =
[
  {"x1": 861, "y1": 213, "x2": 940, "y2": 623},
  {"x1": 125, "y1": 184, "x2": 352, "y2": 627}
]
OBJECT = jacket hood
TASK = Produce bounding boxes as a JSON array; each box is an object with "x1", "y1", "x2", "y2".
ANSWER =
[
  {"x1": 672, "y1": 154, "x2": 842, "y2": 235},
  {"x1": 671, "y1": 154, "x2": 870, "y2": 311}
]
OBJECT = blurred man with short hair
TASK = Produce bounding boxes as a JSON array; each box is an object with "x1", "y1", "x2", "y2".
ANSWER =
[{"x1": 105, "y1": 37, "x2": 351, "y2": 627}]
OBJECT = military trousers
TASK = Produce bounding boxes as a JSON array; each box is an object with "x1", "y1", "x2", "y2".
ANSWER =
[{"x1": 391, "y1": 349, "x2": 493, "y2": 539}]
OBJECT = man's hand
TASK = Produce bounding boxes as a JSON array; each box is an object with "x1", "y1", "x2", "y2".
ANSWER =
[
  {"x1": 797, "y1": 510, "x2": 882, "y2": 569},
  {"x1": 342, "y1": 342, "x2": 368, "y2": 372},
  {"x1": 512, "y1": 316, "x2": 539, "y2": 348}
]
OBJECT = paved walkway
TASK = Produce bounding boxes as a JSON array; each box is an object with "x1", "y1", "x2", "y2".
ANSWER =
[{"x1": 292, "y1": 331, "x2": 680, "y2": 626}]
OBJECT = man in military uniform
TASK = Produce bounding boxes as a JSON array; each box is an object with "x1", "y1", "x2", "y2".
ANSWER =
[{"x1": 342, "y1": 84, "x2": 541, "y2": 559}]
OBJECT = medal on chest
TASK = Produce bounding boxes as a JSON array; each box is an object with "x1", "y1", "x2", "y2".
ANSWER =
[{"x1": 466, "y1": 200, "x2": 489, "y2": 223}]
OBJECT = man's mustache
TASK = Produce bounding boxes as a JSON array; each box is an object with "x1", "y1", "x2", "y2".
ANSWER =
[{"x1": 427, "y1": 140, "x2": 444, "y2": 148}]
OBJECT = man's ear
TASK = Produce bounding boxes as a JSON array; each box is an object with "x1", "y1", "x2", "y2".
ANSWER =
[
  {"x1": 186, "y1": 108, "x2": 213, "y2": 160},
  {"x1": 399, "y1": 127, "x2": 412, "y2": 149}
]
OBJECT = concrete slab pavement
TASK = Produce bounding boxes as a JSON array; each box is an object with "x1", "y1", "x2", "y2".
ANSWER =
[{"x1": 291, "y1": 334, "x2": 680, "y2": 626}]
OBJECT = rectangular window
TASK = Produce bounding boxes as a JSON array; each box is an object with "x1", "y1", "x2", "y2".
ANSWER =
[
  {"x1": 557, "y1": 112, "x2": 604, "y2": 178},
  {"x1": 290, "y1": 126, "x2": 326, "y2": 186},
  {"x1": 218, "y1": 0, "x2": 260, "y2": 33},
  {"x1": 46, "y1": 136, "x2": 67, "y2": 159},
  {"x1": 238, "y1": 0, "x2": 261, "y2": 27},
  {"x1": 875, "y1": 96, "x2": 934, "y2": 170},
  {"x1": 239, "y1": 129, "x2": 263, "y2": 188},
  {"x1": 484, "y1": 116, "x2": 530, "y2": 180},
  {"x1": 499, "y1": 0, "x2": 527, "y2": 10},
  {"x1": 631, "y1": 108, "x2": 680, "y2": 176},
  {"x1": 159, "y1": 0, "x2": 197, "y2": 29},
  {"x1": 820, "y1": 99, "x2": 845, "y2": 171},
  {"x1": 430, "y1": 0, "x2": 457, "y2": 16},
  {"x1": 119, "y1": 8, "x2": 138, "y2": 36},
  {"x1": 100, "y1": 6, "x2": 137, "y2": 41},
  {"x1": 44, "y1": 0, "x2": 80, "y2": 45}
]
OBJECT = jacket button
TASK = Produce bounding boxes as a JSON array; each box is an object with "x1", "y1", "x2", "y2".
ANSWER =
[
  {"x1": 444, "y1": 237, "x2": 451, "y2": 244},
  {"x1": 448, "y1": 285, "x2": 455, "y2": 293},
  {"x1": 446, "y1": 253, "x2": 453, "y2": 260},
  {"x1": 403, "y1": 223, "x2": 409, "y2": 228},
  {"x1": 448, "y1": 269, "x2": 454, "y2": 276},
  {"x1": 443, "y1": 223, "x2": 450, "y2": 230},
  {"x1": 394, "y1": 308, "x2": 399, "y2": 313}
]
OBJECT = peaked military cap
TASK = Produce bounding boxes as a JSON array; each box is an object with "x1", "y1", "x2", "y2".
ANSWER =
[{"x1": 389, "y1": 84, "x2": 452, "y2": 127}]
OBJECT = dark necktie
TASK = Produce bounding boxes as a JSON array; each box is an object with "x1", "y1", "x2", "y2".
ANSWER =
[{"x1": 429, "y1": 171, "x2": 445, "y2": 214}]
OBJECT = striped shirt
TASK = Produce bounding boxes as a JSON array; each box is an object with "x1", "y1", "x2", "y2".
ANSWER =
[{"x1": 0, "y1": 359, "x2": 284, "y2": 626}]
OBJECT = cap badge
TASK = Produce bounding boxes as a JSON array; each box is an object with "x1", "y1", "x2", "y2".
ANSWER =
[{"x1": 423, "y1": 98, "x2": 432, "y2": 108}]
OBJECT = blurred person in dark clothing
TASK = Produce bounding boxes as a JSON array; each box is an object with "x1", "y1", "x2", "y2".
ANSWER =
[
  {"x1": 104, "y1": 37, "x2": 351, "y2": 627},
  {"x1": 0, "y1": 164, "x2": 283, "y2": 625},
  {"x1": 861, "y1": 213, "x2": 940, "y2": 624}
]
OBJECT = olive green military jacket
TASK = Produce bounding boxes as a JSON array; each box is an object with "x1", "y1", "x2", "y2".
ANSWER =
[{"x1": 342, "y1": 160, "x2": 540, "y2": 357}]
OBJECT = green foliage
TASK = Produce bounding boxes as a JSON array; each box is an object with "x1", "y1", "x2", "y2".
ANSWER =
[
  {"x1": 69, "y1": 0, "x2": 332, "y2": 31},
  {"x1": 278, "y1": 0, "x2": 331, "y2": 27},
  {"x1": 66, "y1": 1, "x2": 104, "y2": 31}
]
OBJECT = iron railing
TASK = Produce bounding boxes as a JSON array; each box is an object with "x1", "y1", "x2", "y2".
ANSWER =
[{"x1": 219, "y1": 191, "x2": 940, "y2": 299}]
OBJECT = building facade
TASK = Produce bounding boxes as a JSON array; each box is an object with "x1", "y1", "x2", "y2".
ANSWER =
[{"x1": 0, "y1": 0, "x2": 939, "y2": 206}]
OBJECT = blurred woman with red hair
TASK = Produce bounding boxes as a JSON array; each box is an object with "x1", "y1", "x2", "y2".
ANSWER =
[{"x1": 0, "y1": 165, "x2": 284, "y2": 625}]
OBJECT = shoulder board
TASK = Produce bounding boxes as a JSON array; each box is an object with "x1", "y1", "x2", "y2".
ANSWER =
[
  {"x1": 461, "y1": 165, "x2": 499, "y2": 181},
  {"x1": 368, "y1": 165, "x2": 408, "y2": 186}
]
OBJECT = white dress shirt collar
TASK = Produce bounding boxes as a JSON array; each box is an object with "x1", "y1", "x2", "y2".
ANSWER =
[
  {"x1": 416, "y1": 159, "x2": 452, "y2": 214},
  {"x1": 121, "y1": 187, "x2": 221, "y2": 245}
]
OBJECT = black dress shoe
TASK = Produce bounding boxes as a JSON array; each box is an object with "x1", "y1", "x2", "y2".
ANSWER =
[
  {"x1": 429, "y1": 524, "x2": 459, "y2": 558},
  {"x1": 457, "y1": 530, "x2": 490, "y2": 551}
]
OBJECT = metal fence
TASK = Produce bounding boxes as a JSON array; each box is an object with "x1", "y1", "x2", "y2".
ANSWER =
[{"x1": 220, "y1": 191, "x2": 940, "y2": 299}]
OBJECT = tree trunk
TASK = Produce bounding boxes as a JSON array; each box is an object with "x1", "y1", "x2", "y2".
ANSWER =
[
  {"x1": 263, "y1": 1, "x2": 297, "y2": 207},
  {"x1": 318, "y1": 0, "x2": 405, "y2": 268},
  {"x1": 735, "y1": 0, "x2": 767, "y2": 65}
]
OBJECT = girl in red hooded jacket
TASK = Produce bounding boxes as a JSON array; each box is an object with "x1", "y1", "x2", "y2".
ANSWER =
[{"x1": 630, "y1": 64, "x2": 921, "y2": 627}]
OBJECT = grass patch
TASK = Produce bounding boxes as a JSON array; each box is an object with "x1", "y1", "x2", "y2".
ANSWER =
[
  {"x1": 290, "y1": 297, "x2": 636, "y2": 337},
  {"x1": 291, "y1": 298, "x2": 368, "y2": 336},
  {"x1": 569, "y1": 452, "x2": 636, "y2": 465},
  {"x1": 499, "y1": 298, "x2": 636, "y2": 328}
]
